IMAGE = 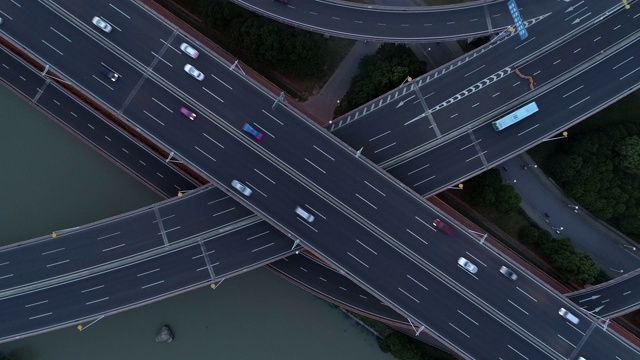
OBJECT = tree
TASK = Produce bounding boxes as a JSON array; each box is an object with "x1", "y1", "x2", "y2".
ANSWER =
[
  {"x1": 378, "y1": 332, "x2": 422, "y2": 360},
  {"x1": 494, "y1": 184, "x2": 522, "y2": 214},
  {"x1": 615, "y1": 135, "x2": 640, "y2": 174},
  {"x1": 519, "y1": 226, "x2": 539, "y2": 244}
]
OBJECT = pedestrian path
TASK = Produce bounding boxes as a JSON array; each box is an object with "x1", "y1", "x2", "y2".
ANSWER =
[{"x1": 501, "y1": 154, "x2": 640, "y2": 276}]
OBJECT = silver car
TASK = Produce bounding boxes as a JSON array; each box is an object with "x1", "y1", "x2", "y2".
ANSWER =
[
  {"x1": 180, "y1": 43, "x2": 199, "y2": 59},
  {"x1": 231, "y1": 180, "x2": 252, "y2": 196},
  {"x1": 457, "y1": 257, "x2": 478, "y2": 274},
  {"x1": 295, "y1": 206, "x2": 315, "y2": 223},
  {"x1": 558, "y1": 308, "x2": 580, "y2": 325},
  {"x1": 92, "y1": 16, "x2": 112, "y2": 33},
  {"x1": 184, "y1": 64, "x2": 204, "y2": 81}
]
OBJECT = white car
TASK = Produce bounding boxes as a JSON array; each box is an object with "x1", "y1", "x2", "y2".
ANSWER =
[
  {"x1": 457, "y1": 257, "x2": 478, "y2": 274},
  {"x1": 184, "y1": 64, "x2": 204, "y2": 81},
  {"x1": 231, "y1": 180, "x2": 252, "y2": 196},
  {"x1": 180, "y1": 43, "x2": 199, "y2": 59},
  {"x1": 92, "y1": 16, "x2": 112, "y2": 33}
]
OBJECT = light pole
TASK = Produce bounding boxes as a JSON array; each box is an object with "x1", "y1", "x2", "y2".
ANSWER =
[
  {"x1": 543, "y1": 131, "x2": 568, "y2": 142},
  {"x1": 448, "y1": 183, "x2": 464, "y2": 190},
  {"x1": 609, "y1": 268, "x2": 624, "y2": 273},
  {"x1": 623, "y1": 244, "x2": 637, "y2": 250}
]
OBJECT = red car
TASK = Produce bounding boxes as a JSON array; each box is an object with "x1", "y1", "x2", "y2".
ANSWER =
[{"x1": 433, "y1": 219, "x2": 453, "y2": 235}]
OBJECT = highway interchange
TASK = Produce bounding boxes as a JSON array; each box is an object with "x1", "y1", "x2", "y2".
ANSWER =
[{"x1": 1, "y1": 0, "x2": 640, "y2": 358}]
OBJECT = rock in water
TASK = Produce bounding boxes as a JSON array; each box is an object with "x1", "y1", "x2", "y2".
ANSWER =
[{"x1": 155, "y1": 325, "x2": 174, "y2": 343}]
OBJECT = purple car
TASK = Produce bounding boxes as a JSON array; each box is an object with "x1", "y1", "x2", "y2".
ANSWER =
[
  {"x1": 242, "y1": 123, "x2": 263, "y2": 141},
  {"x1": 180, "y1": 106, "x2": 196, "y2": 120}
]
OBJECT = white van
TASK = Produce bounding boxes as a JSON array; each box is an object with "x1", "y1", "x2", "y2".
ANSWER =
[{"x1": 295, "y1": 206, "x2": 314, "y2": 223}]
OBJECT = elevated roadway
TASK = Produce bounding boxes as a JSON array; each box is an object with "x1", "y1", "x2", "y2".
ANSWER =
[
  {"x1": 1, "y1": 1, "x2": 639, "y2": 358},
  {"x1": 229, "y1": 0, "x2": 557, "y2": 42}
]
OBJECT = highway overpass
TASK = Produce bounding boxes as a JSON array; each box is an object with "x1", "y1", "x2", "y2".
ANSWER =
[{"x1": 0, "y1": 1, "x2": 636, "y2": 358}]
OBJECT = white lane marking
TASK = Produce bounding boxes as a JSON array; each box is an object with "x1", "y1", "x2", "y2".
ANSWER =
[
  {"x1": 202, "y1": 87, "x2": 223, "y2": 102},
  {"x1": 153, "y1": 97, "x2": 173, "y2": 112},
  {"x1": 413, "y1": 176, "x2": 435, "y2": 187},
  {"x1": 305, "y1": 158, "x2": 326, "y2": 173},
  {"x1": 508, "y1": 299, "x2": 529, "y2": 315},
  {"x1": 398, "y1": 288, "x2": 420, "y2": 303},
  {"x1": 557, "y1": 334, "x2": 576, "y2": 347},
  {"x1": 261, "y1": 110, "x2": 283, "y2": 125},
  {"x1": 507, "y1": 345, "x2": 528, "y2": 359},
  {"x1": 10, "y1": 0, "x2": 21, "y2": 8},
  {"x1": 25, "y1": 300, "x2": 49, "y2": 307},
  {"x1": 364, "y1": 181, "x2": 386, "y2": 196},
  {"x1": 514, "y1": 37, "x2": 536, "y2": 50},
  {"x1": 246, "y1": 181, "x2": 266, "y2": 197},
  {"x1": 207, "y1": 195, "x2": 230, "y2": 205},
  {"x1": 613, "y1": 56, "x2": 634, "y2": 70},
  {"x1": 297, "y1": 218, "x2": 318, "y2": 232},
  {"x1": 46, "y1": 260, "x2": 69, "y2": 267},
  {"x1": 593, "y1": 36, "x2": 601, "y2": 42},
  {"x1": 313, "y1": 145, "x2": 334, "y2": 160},
  {"x1": 86, "y1": 297, "x2": 109, "y2": 305},
  {"x1": 299, "y1": 267, "x2": 308, "y2": 272},
  {"x1": 562, "y1": 85, "x2": 584, "y2": 98},
  {"x1": 254, "y1": 169, "x2": 275, "y2": 184},
  {"x1": 305, "y1": 204, "x2": 326, "y2": 220},
  {"x1": 355, "y1": 194, "x2": 377, "y2": 209},
  {"x1": 516, "y1": 287, "x2": 538, "y2": 302},
  {"x1": 144, "y1": 110, "x2": 164, "y2": 125},
  {"x1": 373, "y1": 142, "x2": 396, "y2": 153},
  {"x1": 457, "y1": 310, "x2": 478, "y2": 325},
  {"x1": 465, "y1": 252, "x2": 486, "y2": 267},
  {"x1": 620, "y1": 66, "x2": 640, "y2": 80},
  {"x1": 213, "y1": 208, "x2": 235, "y2": 217},
  {"x1": 492, "y1": 92, "x2": 500, "y2": 97},
  {"x1": 42, "y1": 247, "x2": 65, "y2": 255},
  {"x1": 252, "y1": 243, "x2": 274, "y2": 252},
  {"x1": 102, "y1": 243, "x2": 126, "y2": 252},
  {"x1": 369, "y1": 131, "x2": 390, "y2": 142},
  {"x1": 406, "y1": 229, "x2": 428, "y2": 245},
  {"x1": 569, "y1": 96, "x2": 590, "y2": 109},
  {"x1": 553, "y1": 59, "x2": 562, "y2": 65},
  {"x1": 141, "y1": 280, "x2": 165, "y2": 289},
  {"x1": 202, "y1": 133, "x2": 224, "y2": 148},
  {"x1": 29, "y1": 313, "x2": 52, "y2": 320},
  {"x1": 247, "y1": 231, "x2": 269, "y2": 240},
  {"x1": 0, "y1": 262, "x2": 10, "y2": 266},
  {"x1": 574, "y1": 48, "x2": 581, "y2": 53},
  {"x1": 109, "y1": 3, "x2": 130, "y2": 18},
  {"x1": 623, "y1": 291, "x2": 631, "y2": 295},
  {"x1": 97, "y1": 232, "x2": 121, "y2": 240},
  {"x1": 414, "y1": 216, "x2": 434, "y2": 230},
  {"x1": 465, "y1": 65, "x2": 485, "y2": 77},
  {"x1": 82, "y1": 285, "x2": 105, "y2": 293},
  {"x1": 194, "y1": 146, "x2": 216, "y2": 162},
  {"x1": 355, "y1": 239, "x2": 377, "y2": 255},
  {"x1": 153, "y1": 52, "x2": 172, "y2": 67},
  {"x1": 407, "y1": 274, "x2": 428, "y2": 291},
  {"x1": 0, "y1": 274, "x2": 14, "y2": 280},
  {"x1": 212, "y1": 74, "x2": 232, "y2": 89},
  {"x1": 41, "y1": 40, "x2": 63, "y2": 55},
  {"x1": 347, "y1": 252, "x2": 369, "y2": 268},
  {"x1": 408, "y1": 164, "x2": 430, "y2": 175},
  {"x1": 449, "y1": 323, "x2": 469, "y2": 338},
  {"x1": 50, "y1": 27, "x2": 71, "y2": 42},
  {"x1": 137, "y1": 268, "x2": 160, "y2": 277}
]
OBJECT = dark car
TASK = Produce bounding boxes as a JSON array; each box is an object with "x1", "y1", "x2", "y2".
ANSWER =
[
  {"x1": 433, "y1": 219, "x2": 453, "y2": 235},
  {"x1": 499, "y1": 266, "x2": 518, "y2": 280},
  {"x1": 242, "y1": 123, "x2": 263, "y2": 141},
  {"x1": 273, "y1": 0, "x2": 289, "y2": 4},
  {"x1": 99, "y1": 63, "x2": 121, "y2": 81}
]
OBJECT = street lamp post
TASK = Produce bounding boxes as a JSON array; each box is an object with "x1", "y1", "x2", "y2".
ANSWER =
[
  {"x1": 609, "y1": 268, "x2": 624, "y2": 273},
  {"x1": 543, "y1": 131, "x2": 568, "y2": 141}
]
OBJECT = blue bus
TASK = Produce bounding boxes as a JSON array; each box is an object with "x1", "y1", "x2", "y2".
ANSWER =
[{"x1": 492, "y1": 102, "x2": 539, "y2": 131}]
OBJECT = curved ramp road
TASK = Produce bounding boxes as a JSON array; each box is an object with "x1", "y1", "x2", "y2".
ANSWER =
[{"x1": 230, "y1": 0, "x2": 560, "y2": 42}]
